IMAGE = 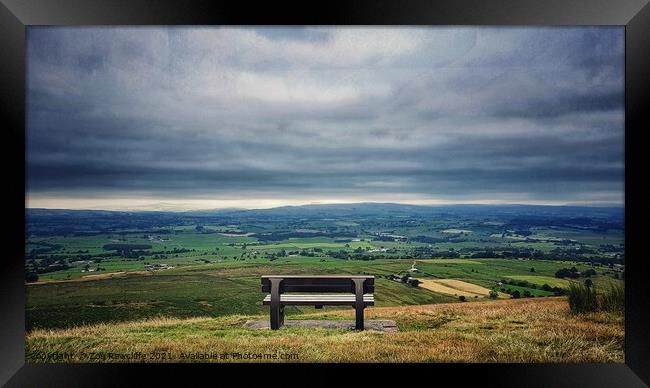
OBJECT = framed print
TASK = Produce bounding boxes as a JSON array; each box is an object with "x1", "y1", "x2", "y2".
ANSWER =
[{"x1": 1, "y1": 0, "x2": 649, "y2": 386}]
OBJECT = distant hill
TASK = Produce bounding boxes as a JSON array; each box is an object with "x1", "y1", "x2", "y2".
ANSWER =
[
  {"x1": 203, "y1": 202, "x2": 624, "y2": 219},
  {"x1": 26, "y1": 202, "x2": 624, "y2": 237},
  {"x1": 28, "y1": 202, "x2": 624, "y2": 218}
]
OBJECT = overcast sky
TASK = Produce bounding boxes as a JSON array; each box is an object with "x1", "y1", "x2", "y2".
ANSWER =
[{"x1": 26, "y1": 27, "x2": 624, "y2": 210}]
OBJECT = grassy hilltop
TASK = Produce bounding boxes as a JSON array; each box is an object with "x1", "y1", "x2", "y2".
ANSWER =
[{"x1": 27, "y1": 297, "x2": 624, "y2": 363}]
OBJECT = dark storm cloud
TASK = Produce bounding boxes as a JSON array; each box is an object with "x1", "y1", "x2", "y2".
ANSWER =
[{"x1": 26, "y1": 27, "x2": 624, "y2": 206}]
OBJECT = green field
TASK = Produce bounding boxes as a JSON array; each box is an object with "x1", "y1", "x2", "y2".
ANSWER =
[
  {"x1": 505, "y1": 275, "x2": 571, "y2": 288},
  {"x1": 26, "y1": 256, "x2": 621, "y2": 330},
  {"x1": 26, "y1": 205, "x2": 625, "y2": 332}
]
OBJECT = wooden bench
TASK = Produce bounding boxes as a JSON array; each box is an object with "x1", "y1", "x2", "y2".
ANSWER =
[{"x1": 261, "y1": 275, "x2": 375, "y2": 330}]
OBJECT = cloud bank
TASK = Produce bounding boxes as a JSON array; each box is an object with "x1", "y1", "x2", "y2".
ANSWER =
[{"x1": 26, "y1": 27, "x2": 624, "y2": 209}]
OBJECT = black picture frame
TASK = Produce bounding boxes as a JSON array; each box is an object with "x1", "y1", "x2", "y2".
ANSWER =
[{"x1": 1, "y1": 0, "x2": 649, "y2": 386}]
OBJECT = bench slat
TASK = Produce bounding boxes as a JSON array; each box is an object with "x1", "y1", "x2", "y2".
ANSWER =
[
  {"x1": 261, "y1": 275, "x2": 374, "y2": 279},
  {"x1": 261, "y1": 276, "x2": 374, "y2": 293},
  {"x1": 263, "y1": 294, "x2": 374, "y2": 306},
  {"x1": 263, "y1": 294, "x2": 375, "y2": 300}
]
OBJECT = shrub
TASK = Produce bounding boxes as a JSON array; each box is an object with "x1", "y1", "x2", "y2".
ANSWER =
[
  {"x1": 407, "y1": 278, "x2": 421, "y2": 287},
  {"x1": 523, "y1": 290, "x2": 531, "y2": 297},
  {"x1": 556, "y1": 268, "x2": 580, "y2": 279},
  {"x1": 511, "y1": 290, "x2": 521, "y2": 299},
  {"x1": 598, "y1": 282, "x2": 624, "y2": 313},
  {"x1": 583, "y1": 268, "x2": 597, "y2": 277},
  {"x1": 489, "y1": 290, "x2": 498, "y2": 299},
  {"x1": 25, "y1": 271, "x2": 39, "y2": 283},
  {"x1": 459, "y1": 295, "x2": 466, "y2": 302},
  {"x1": 568, "y1": 282, "x2": 598, "y2": 313}
]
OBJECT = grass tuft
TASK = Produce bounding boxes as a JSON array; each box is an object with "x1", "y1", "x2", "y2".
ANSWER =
[
  {"x1": 568, "y1": 282, "x2": 624, "y2": 314},
  {"x1": 598, "y1": 282, "x2": 624, "y2": 313},
  {"x1": 568, "y1": 283, "x2": 598, "y2": 313}
]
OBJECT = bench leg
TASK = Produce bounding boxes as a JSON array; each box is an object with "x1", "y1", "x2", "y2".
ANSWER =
[
  {"x1": 271, "y1": 304, "x2": 284, "y2": 330},
  {"x1": 280, "y1": 306, "x2": 284, "y2": 326},
  {"x1": 355, "y1": 305, "x2": 364, "y2": 330},
  {"x1": 353, "y1": 278, "x2": 365, "y2": 330},
  {"x1": 270, "y1": 278, "x2": 284, "y2": 330}
]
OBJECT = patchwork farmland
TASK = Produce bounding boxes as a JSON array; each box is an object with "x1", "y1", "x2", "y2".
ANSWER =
[{"x1": 25, "y1": 204, "x2": 625, "y2": 362}]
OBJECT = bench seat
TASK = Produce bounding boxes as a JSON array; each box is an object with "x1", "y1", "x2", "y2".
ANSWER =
[
  {"x1": 263, "y1": 294, "x2": 375, "y2": 306},
  {"x1": 261, "y1": 275, "x2": 374, "y2": 330}
]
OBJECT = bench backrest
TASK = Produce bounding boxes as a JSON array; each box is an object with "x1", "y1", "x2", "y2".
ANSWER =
[{"x1": 261, "y1": 276, "x2": 374, "y2": 294}]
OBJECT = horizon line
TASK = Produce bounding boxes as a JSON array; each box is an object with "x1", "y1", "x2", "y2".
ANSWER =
[{"x1": 24, "y1": 199, "x2": 625, "y2": 213}]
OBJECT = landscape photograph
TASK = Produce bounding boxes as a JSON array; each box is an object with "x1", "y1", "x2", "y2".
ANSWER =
[{"x1": 25, "y1": 26, "x2": 625, "y2": 363}]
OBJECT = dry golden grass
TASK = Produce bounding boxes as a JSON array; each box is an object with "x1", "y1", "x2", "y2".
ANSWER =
[
  {"x1": 415, "y1": 259, "x2": 484, "y2": 265},
  {"x1": 418, "y1": 278, "x2": 500, "y2": 299},
  {"x1": 32, "y1": 271, "x2": 153, "y2": 285},
  {"x1": 419, "y1": 279, "x2": 483, "y2": 298},
  {"x1": 26, "y1": 297, "x2": 623, "y2": 363},
  {"x1": 437, "y1": 279, "x2": 491, "y2": 294}
]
